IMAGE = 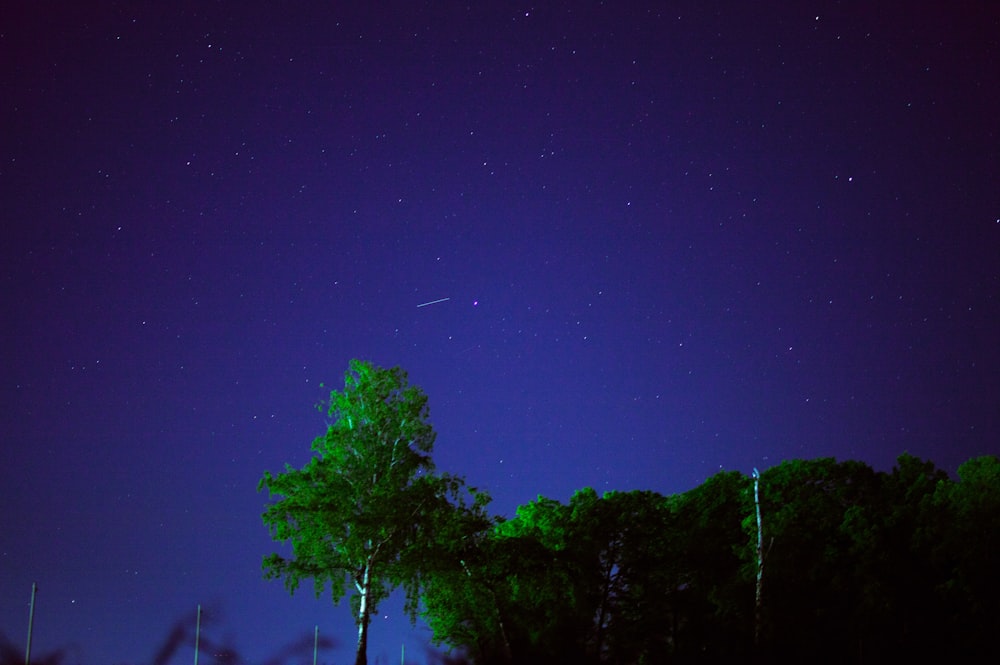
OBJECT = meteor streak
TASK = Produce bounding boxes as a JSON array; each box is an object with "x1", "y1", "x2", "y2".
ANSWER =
[{"x1": 416, "y1": 297, "x2": 450, "y2": 308}]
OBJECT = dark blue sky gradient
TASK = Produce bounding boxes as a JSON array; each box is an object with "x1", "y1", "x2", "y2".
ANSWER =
[{"x1": 2, "y1": 2, "x2": 998, "y2": 663}]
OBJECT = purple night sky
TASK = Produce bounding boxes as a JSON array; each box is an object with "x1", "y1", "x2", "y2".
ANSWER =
[{"x1": 2, "y1": 2, "x2": 998, "y2": 663}]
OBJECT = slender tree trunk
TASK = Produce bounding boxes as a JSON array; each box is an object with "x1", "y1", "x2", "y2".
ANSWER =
[
  {"x1": 355, "y1": 563, "x2": 371, "y2": 665},
  {"x1": 752, "y1": 468, "x2": 764, "y2": 647},
  {"x1": 493, "y1": 597, "x2": 513, "y2": 665},
  {"x1": 593, "y1": 557, "x2": 615, "y2": 660},
  {"x1": 460, "y1": 558, "x2": 511, "y2": 664}
]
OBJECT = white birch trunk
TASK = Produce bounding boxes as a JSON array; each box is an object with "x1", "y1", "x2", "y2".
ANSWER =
[
  {"x1": 355, "y1": 562, "x2": 371, "y2": 665},
  {"x1": 753, "y1": 468, "x2": 764, "y2": 646}
]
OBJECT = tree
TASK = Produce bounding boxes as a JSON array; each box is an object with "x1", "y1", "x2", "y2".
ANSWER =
[
  {"x1": 573, "y1": 489, "x2": 679, "y2": 663},
  {"x1": 418, "y1": 512, "x2": 513, "y2": 665},
  {"x1": 422, "y1": 517, "x2": 565, "y2": 665},
  {"x1": 674, "y1": 470, "x2": 753, "y2": 661},
  {"x1": 840, "y1": 453, "x2": 948, "y2": 659},
  {"x1": 259, "y1": 359, "x2": 477, "y2": 665},
  {"x1": 930, "y1": 455, "x2": 1000, "y2": 657},
  {"x1": 420, "y1": 488, "x2": 692, "y2": 664},
  {"x1": 752, "y1": 458, "x2": 881, "y2": 662},
  {"x1": 752, "y1": 468, "x2": 764, "y2": 648},
  {"x1": 415, "y1": 453, "x2": 999, "y2": 663}
]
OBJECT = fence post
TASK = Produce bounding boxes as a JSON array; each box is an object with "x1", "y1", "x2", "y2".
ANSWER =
[
  {"x1": 194, "y1": 604, "x2": 201, "y2": 665},
  {"x1": 25, "y1": 582, "x2": 37, "y2": 665}
]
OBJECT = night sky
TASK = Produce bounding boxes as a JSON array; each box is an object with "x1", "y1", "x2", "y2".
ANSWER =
[{"x1": 2, "y1": 2, "x2": 998, "y2": 663}]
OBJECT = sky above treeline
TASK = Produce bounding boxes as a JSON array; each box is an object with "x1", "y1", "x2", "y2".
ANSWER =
[{"x1": 2, "y1": 2, "x2": 998, "y2": 663}]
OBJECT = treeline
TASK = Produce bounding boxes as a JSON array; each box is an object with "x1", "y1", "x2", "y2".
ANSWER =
[{"x1": 418, "y1": 454, "x2": 1000, "y2": 664}]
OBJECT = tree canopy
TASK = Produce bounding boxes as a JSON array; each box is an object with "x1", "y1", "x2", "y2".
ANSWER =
[
  {"x1": 258, "y1": 359, "x2": 487, "y2": 665},
  {"x1": 418, "y1": 454, "x2": 1000, "y2": 664},
  {"x1": 256, "y1": 362, "x2": 998, "y2": 663}
]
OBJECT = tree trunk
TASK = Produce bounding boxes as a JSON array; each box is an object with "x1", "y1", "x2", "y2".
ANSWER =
[
  {"x1": 752, "y1": 468, "x2": 764, "y2": 647},
  {"x1": 460, "y1": 558, "x2": 512, "y2": 664},
  {"x1": 355, "y1": 563, "x2": 371, "y2": 665},
  {"x1": 593, "y1": 557, "x2": 615, "y2": 660}
]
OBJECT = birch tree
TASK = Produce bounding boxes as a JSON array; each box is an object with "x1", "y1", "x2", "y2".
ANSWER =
[{"x1": 259, "y1": 359, "x2": 465, "y2": 665}]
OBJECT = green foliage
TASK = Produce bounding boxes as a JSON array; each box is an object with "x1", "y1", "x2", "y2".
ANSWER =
[
  {"x1": 417, "y1": 454, "x2": 1000, "y2": 664},
  {"x1": 257, "y1": 370, "x2": 998, "y2": 664},
  {"x1": 929, "y1": 455, "x2": 1000, "y2": 653},
  {"x1": 750, "y1": 458, "x2": 882, "y2": 660},
  {"x1": 420, "y1": 482, "x2": 753, "y2": 663},
  {"x1": 259, "y1": 360, "x2": 487, "y2": 665}
]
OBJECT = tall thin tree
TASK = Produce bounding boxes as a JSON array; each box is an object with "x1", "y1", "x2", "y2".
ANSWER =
[
  {"x1": 260, "y1": 360, "x2": 477, "y2": 665},
  {"x1": 752, "y1": 468, "x2": 764, "y2": 646}
]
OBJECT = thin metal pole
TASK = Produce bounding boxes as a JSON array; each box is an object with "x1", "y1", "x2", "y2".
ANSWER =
[
  {"x1": 194, "y1": 604, "x2": 201, "y2": 665},
  {"x1": 25, "y1": 582, "x2": 37, "y2": 665},
  {"x1": 313, "y1": 625, "x2": 318, "y2": 665}
]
